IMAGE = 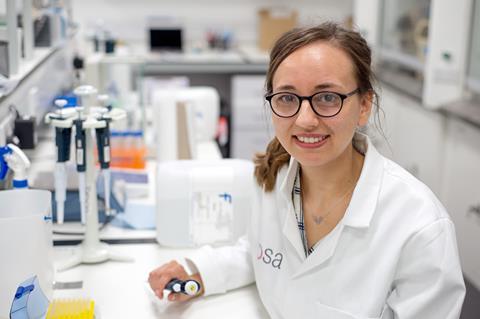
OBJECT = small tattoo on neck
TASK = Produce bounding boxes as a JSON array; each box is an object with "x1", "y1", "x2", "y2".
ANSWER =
[{"x1": 313, "y1": 215, "x2": 324, "y2": 225}]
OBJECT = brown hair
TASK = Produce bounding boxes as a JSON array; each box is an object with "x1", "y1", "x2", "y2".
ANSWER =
[{"x1": 254, "y1": 22, "x2": 379, "y2": 192}]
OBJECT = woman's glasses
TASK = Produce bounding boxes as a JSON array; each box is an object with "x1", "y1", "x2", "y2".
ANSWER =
[{"x1": 265, "y1": 88, "x2": 359, "y2": 118}]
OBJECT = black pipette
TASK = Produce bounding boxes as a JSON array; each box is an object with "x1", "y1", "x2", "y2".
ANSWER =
[{"x1": 165, "y1": 278, "x2": 201, "y2": 296}]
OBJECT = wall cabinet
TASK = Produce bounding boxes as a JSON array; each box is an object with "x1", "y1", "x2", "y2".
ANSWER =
[
  {"x1": 354, "y1": 0, "x2": 473, "y2": 108},
  {"x1": 374, "y1": 86, "x2": 480, "y2": 290},
  {"x1": 441, "y1": 117, "x2": 480, "y2": 290},
  {"x1": 467, "y1": 0, "x2": 480, "y2": 93},
  {"x1": 374, "y1": 87, "x2": 446, "y2": 197}
]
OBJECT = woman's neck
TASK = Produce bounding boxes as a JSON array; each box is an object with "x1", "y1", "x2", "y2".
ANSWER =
[{"x1": 301, "y1": 143, "x2": 364, "y2": 199}]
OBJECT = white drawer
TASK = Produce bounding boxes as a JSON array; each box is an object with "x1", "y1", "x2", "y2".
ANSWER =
[
  {"x1": 231, "y1": 130, "x2": 273, "y2": 160},
  {"x1": 232, "y1": 105, "x2": 271, "y2": 129},
  {"x1": 232, "y1": 75, "x2": 266, "y2": 101}
]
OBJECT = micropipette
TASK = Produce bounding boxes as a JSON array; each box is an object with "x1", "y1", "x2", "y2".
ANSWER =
[
  {"x1": 53, "y1": 99, "x2": 72, "y2": 224},
  {"x1": 74, "y1": 111, "x2": 87, "y2": 224},
  {"x1": 96, "y1": 123, "x2": 111, "y2": 214},
  {"x1": 165, "y1": 278, "x2": 201, "y2": 296},
  {"x1": 96, "y1": 95, "x2": 112, "y2": 215}
]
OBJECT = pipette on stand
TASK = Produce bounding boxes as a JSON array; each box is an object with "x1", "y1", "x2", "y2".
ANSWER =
[
  {"x1": 96, "y1": 95, "x2": 112, "y2": 215},
  {"x1": 53, "y1": 99, "x2": 72, "y2": 224},
  {"x1": 74, "y1": 108, "x2": 87, "y2": 224},
  {"x1": 96, "y1": 124, "x2": 111, "y2": 214}
]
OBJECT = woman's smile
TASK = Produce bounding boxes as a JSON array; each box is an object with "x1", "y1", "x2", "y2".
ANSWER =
[{"x1": 293, "y1": 133, "x2": 330, "y2": 148}]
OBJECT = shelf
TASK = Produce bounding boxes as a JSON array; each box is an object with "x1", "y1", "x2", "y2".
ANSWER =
[
  {"x1": 378, "y1": 48, "x2": 425, "y2": 73},
  {"x1": 0, "y1": 43, "x2": 72, "y2": 135},
  {"x1": 467, "y1": 77, "x2": 480, "y2": 95},
  {"x1": 0, "y1": 46, "x2": 60, "y2": 99},
  {"x1": 440, "y1": 98, "x2": 480, "y2": 130},
  {"x1": 238, "y1": 46, "x2": 270, "y2": 64},
  {"x1": 140, "y1": 62, "x2": 267, "y2": 74},
  {"x1": 87, "y1": 44, "x2": 269, "y2": 74}
]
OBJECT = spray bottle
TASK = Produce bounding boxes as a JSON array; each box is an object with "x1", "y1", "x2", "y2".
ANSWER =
[{"x1": 0, "y1": 144, "x2": 31, "y2": 189}]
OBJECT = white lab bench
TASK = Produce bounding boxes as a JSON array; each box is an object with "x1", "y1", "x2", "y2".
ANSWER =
[
  {"x1": 53, "y1": 243, "x2": 269, "y2": 319},
  {"x1": 27, "y1": 129, "x2": 268, "y2": 317}
]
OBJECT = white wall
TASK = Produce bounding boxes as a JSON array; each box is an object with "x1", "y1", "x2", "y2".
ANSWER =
[{"x1": 71, "y1": 0, "x2": 353, "y2": 49}]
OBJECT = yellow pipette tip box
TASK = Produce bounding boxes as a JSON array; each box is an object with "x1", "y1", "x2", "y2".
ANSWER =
[{"x1": 46, "y1": 298, "x2": 95, "y2": 319}]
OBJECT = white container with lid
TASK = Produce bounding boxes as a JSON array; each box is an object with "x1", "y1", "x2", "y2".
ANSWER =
[
  {"x1": 156, "y1": 159, "x2": 254, "y2": 247},
  {"x1": 0, "y1": 189, "x2": 53, "y2": 318}
]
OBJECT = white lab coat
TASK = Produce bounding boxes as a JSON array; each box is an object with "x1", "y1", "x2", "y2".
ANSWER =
[{"x1": 188, "y1": 134, "x2": 465, "y2": 319}]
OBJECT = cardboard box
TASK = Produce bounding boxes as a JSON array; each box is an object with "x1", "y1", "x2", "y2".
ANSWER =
[{"x1": 258, "y1": 8, "x2": 298, "y2": 52}]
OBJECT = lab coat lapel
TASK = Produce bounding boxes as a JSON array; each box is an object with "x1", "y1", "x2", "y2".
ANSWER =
[
  {"x1": 292, "y1": 222, "x2": 344, "y2": 278},
  {"x1": 342, "y1": 134, "x2": 383, "y2": 228},
  {"x1": 282, "y1": 203, "x2": 306, "y2": 261},
  {"x1": 279, "y1": 159, "x2": 306, "y2": 261}
]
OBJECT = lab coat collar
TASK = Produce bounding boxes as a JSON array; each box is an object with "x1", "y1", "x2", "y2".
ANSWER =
[
  {"x1": 279, "y1": 156, "x2": 298, "y2": 202},
  {"x1": 341, "y1": 133, "x2": 383, "y2": 228}
]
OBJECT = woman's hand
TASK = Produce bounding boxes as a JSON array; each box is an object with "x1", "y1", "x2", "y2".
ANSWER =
[{"x1": 148, "y1": 260, "x2": 204, "y2": 302}]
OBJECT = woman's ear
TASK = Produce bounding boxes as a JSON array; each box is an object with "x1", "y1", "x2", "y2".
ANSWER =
[{"x1": 357, "y1": 90, "x2": 373, "y2": 127}]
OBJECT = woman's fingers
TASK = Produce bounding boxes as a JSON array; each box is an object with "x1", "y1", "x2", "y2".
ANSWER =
[
  {"x1": 148, "y1": 260, "x2": 192, "y2": 301},
  {"x1": 167, "y1": 292, "x2": 191, "y2": 302}
]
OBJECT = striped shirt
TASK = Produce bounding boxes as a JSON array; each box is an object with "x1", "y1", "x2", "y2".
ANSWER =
[{"x1": 292, "y1": 167, "x2": 319, "y2": 257}]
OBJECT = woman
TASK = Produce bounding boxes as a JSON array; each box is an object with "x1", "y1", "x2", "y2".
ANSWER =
[{"x1": 148, "y1": 22, "x2": 465, "y2": 318}]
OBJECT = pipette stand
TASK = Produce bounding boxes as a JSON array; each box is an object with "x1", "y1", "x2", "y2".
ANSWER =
[{"x1": 47, "y1": 85, "x2": 133, "y2": 271}]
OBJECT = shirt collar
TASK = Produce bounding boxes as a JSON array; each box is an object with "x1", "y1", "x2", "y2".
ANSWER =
[
  {"x1": 279, "y1": 156, "x2": 298, "y2": 202},
  {"x1": 279, "y1": 133, "x2": 384, "y2": 229}
]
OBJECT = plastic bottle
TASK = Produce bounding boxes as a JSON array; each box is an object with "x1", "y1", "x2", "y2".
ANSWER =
[
  {"x1": 131, "y1": 130, "x2": 146, "y2": 169},
  {"x1": 109, "y1": 131, "x2": 123, "y2": 168}
]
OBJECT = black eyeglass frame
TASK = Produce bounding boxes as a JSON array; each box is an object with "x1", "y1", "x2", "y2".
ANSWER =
[{"x1": 265, "y1": 88, "x2": 360, "y2": 118}]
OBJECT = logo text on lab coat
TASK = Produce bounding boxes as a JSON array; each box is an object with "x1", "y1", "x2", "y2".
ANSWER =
[{"x1": 257, "y1": 244, "x2": 283, "y2": 269}]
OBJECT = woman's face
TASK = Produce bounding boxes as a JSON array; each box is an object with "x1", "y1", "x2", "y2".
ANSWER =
[{"x1": 271, "y1": 41, "x2": 372, "y2": 168}]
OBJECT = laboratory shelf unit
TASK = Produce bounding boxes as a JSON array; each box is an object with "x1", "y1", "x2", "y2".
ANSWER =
[{"x1": 0, "y1": 0, "x2": 74, "y2": 144}]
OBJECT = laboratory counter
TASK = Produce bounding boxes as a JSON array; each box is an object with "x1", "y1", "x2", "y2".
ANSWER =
[{"x1": 53, "y1": 243, "x2": 269, "y2": 318}]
